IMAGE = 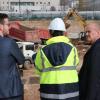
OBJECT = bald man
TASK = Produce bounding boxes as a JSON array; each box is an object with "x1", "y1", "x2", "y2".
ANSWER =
[{"x1": 79, "y1": 22, "x2": 100, "y2": 100}]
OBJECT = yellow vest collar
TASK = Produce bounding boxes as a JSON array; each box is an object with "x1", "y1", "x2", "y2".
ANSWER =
[{"x1": 46, "y1": 36, "x2": 70, "y2": 45}]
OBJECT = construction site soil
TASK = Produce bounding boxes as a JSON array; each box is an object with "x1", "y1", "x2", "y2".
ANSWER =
[{"x1": 18, "y1": 19, "x2": 97, "y2": 100}]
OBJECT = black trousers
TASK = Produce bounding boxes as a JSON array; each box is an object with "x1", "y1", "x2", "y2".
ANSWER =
[{"x1": 0, "y1": 95, "x2": 23, "y2": 100}]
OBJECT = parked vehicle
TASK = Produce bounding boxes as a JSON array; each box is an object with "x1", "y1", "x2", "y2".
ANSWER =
[{"x1": 17, "y1": 42, "x2": 36, "y2": 66}]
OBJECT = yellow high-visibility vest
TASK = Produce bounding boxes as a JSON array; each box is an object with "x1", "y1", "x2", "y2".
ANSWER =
[{"x1": 35, "y1": 36, "x2": 79, "y2": 84}]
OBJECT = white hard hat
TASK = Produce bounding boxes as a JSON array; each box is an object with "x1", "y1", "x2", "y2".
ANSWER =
[{"x1": 48, "y1": 18, "x2": 66, "y2": 32}]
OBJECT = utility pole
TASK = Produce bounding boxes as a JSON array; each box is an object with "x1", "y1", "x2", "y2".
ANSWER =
[
  {"x1": 93, "y1": 0, "x2": 96, "y2": 19},
  {"x1": 8, "y1": 0, "x2": 10, "y2": 11},
  {"x1": 19, "y1": 0, "x2": 21, "y2": 16}
]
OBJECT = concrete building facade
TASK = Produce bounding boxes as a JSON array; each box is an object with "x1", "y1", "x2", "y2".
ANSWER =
[{"x1": 0, "y1": 0, "x2": 70, "y2": 14}]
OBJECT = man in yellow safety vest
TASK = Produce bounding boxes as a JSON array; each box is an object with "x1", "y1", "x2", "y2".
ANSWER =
[{"x1": 35, "y1": 18, "x2": 79, "y2": 100}]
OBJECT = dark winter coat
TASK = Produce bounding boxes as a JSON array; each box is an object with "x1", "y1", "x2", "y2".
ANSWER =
[{"x1": 79, "y1": 39, "x2": 100, "y2": 100}]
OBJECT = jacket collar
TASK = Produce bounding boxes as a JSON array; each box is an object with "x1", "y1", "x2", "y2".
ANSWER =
[
  {"x1": 46, "y1": 36, "x2": 70, "y2": 45},
  {"x1": 0, "y1": 33, "x2": 3, "y2": 37}
]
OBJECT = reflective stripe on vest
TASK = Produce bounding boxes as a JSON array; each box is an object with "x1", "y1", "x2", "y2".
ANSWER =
[
  {"x1": 42, "y1": 66, "x2": 76, "y2": 72},
  {"x1": 40, "y1": 49, "x2": 45, "y2": 69},
  {"x1": 73, "y1": 48, "x2": 76, "y2": 65},
  {"x1": 41, "y1": 91, "x2": 79, "y2": 99},
  {"x1": 35, "y1": 65, "x2": 76, "y2": 72}
]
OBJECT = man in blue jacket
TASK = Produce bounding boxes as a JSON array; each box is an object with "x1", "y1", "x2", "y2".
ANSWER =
[
  {"x1": 79, "y1": 22, "x2": 100, "y2": 100},
  {"x1": 0, "y1": 13, "x2": 25, "y2": 100}
]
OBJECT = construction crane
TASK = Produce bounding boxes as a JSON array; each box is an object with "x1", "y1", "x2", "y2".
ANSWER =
[{"x1": 63, "y1": 8, "x2": 87, "y2": 40}]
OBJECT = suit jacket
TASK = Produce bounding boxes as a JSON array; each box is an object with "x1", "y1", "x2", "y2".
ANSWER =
[
  {"x1": 79, "y1": 39, "x2": 100, "y2": 100},
  {"x1": 0, "y1": 36, "x2": 25, "y2": 98}
]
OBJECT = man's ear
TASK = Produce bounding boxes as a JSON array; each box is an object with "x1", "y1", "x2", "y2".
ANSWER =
[{"x1": 0, "y1": 24, "x2": 3, "y2": 32}]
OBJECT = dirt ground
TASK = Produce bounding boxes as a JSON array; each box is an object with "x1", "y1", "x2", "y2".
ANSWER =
[{"x1": 22, "y1": 67, "x2": 40, "y2": 100}]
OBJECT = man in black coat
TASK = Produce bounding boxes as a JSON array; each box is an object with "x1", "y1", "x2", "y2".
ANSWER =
[
  {"x1": 79, "y1": 22, "x2": 100, "y2": 100},
  {"x1": 0, "y1": 13, "x2": 25, "y2": 100}
]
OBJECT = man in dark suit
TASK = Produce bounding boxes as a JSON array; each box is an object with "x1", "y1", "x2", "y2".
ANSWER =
[
  {"x1": 0, "y1": 13, "x2": 25, "y2": 100},
  {"x1": 79, "y1": 22, "x2": 100, "y2": 100}
]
